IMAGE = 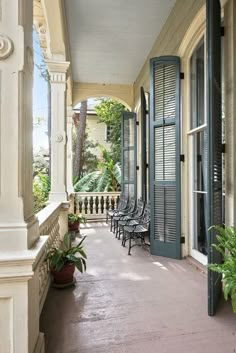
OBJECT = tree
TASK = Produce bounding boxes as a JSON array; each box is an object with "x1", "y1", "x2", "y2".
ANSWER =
[
  {"x1": 81, "y1": 133, "x2": 99, "y2": 176},
  {"x1": 95, "y1": 98, "x2": 127, "y2": 164},
  {"x1": 73, "y1": 100, "x2": 87, "y2": 178},
  {"x1": 74, "y1": 149, "x2": 121, "y2": 192}
]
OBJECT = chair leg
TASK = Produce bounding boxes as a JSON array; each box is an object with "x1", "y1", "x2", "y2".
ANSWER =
[
  {"x1": 128, "y1": 233, "x2": 132, "y2": 255},
  {"x1": 110, "y1": 218, "x2": 113, "y2": 232}
]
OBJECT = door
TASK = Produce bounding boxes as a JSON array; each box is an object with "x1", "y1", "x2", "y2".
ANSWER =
[
  {"x1": 206, "y1": 0, "x2": 223, "y2": 316},
  {"x1": 149, "y1": 56, "x2": 181, "y2": 259},
  {"x1": 121, "y1": 112, "x2": 137, "y2": 198}
]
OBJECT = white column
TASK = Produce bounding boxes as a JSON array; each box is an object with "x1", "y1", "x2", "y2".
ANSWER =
[
  {"x1": 46, "y1": 61, "x2": 70, "y2": 202},
  {"x1": 0, "y1": 1, "x2": 45, "y2": 352},
  {"x1": 0, "y1": 0, "x2": 39, "y2": 251},
  {"x1": 67, "y1": 107, "x2": 74, "y2": 195}
]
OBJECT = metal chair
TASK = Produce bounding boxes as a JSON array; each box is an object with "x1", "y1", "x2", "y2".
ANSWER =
[
  {"x1": 106, "y1": 194, "x2": 128, "y2": 231},
  {"x1": 112, "y1": 198, "x2": 138, "y2": 237},
  {"x1": 122, "y1": 204, "x2": 150, "y2": 255},
  {"x1": 115, "y1": 198, "x2": 145, "y2": 240}
]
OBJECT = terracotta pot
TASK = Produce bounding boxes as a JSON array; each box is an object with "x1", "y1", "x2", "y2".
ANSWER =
[
  {"x1": 52, "y1": 263, "x2": 75, "y2": 285},
  {"x1": 68, "y1": 220, "x2": 80, "y2": 231}
]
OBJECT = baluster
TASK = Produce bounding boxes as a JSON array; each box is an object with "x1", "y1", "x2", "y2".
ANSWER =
[
  {"x1": 97, "y1": 196, "x2": 101, "y2": 215},
  {"x1": 106, "y1": 195, "x2": 109, "y2": 211},
  {"x1": 83, "y1": 196, "x2": 88, "y2": 215},
  {"x1": 90, "y1": 196, "x2": 94, "y2": 215},
  {"x1": 111, "y1": 196, "x2": 115, "y2": 210},
  {"x1": 84, "y1": 196, "x2": 89, "y2": 215},
  {"x1": 101, "y1": 196, "x2": 104, "y2": 215}
]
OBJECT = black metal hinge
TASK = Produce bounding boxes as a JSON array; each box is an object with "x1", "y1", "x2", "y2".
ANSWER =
[
  {"x1": 222, "y1": 143, "x2": 225, "y2": 153},
  {"x1": 181, "y1": 236, "x2": 185, "y2": 244},
  {"x1": 180, "y1": 154, "x2": 185, "y2": 162},
  {"x1": 136, "y1": 121, "x2": 139, "y2": 126},
  {"x1": 180, "y1": 72, "x2": 184, "y2": 80},
  {"x1": 221, "y1": 26, "x2": 225, "y2": 36},
  {"x1": 136, "y1": 166, "x2": 139, "y2": 171},
  {"x1": 146, "y1": 163, "x2": 149, "y2": 168}
]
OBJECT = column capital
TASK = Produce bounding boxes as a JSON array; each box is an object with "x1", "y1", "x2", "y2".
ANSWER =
[{"x1": 45, "y1": 60, "x2": 70, "y2": 83}]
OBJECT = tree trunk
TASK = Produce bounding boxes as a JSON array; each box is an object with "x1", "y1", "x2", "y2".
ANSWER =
[{"x1": 73, "y1": 100, "x2": 87, "y2": 178}]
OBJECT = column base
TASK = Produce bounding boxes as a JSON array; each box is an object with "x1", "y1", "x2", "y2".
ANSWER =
[{"x1": 0, "y1": 216, "x2": 39, "y2": 251}]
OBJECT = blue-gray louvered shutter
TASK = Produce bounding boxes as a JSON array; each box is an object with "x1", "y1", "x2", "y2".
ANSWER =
[
  {"x1": 207, "y1": 0, "x2": 223, "y2": 317},
  {"x1": 141, "y1": 87, "x2": 148, "y2": 201},
  {"x1": 121, "y1": 112, "x2": 137, "y2": 198},
  {"x1": 149, "y1": 56, "x2": 181, "y2": 259}
]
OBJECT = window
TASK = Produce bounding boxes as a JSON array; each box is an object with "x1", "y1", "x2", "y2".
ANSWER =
[{"x1": 189, "y1": 38, "x2": 208, "y2": 257}]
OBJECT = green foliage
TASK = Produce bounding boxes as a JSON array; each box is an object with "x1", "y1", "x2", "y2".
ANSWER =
[
  {"x1": 208, "y1": 225, "x2": 236, "y2": 313},
  {"x1": 72, "y1": 131, "x2": 99, "y2": 176},
  {"x1": 81, "y1": 133, "x2": 99, "y2": 175},
  {"x1": 95, "y1": 98, "x2": 127, "y2": 164},
  {"x1": 33, "y1": 173, "x2": 50, "y2": 213},
  {"x1": 68, "y1": 213, "x2": 86, "y2": 224},
  {"x1": 45, "y1": 233, "x2": 87, "y2": 273},
  {"x1": 74, "y1": 149, "x2": 121, "y2": 192},
  {"x1": 33, "y1": 148, "x2": 49, "y2": 177}
]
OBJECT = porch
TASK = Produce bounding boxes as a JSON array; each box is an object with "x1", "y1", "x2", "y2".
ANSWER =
[{"x1": 41, "y1": 223, "x2": 236, "y2": 353}]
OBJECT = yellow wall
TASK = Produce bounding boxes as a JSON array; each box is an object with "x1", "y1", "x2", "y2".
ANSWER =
[{"x1": 86, "y1": 114, "x2": 111, "y2": 158}]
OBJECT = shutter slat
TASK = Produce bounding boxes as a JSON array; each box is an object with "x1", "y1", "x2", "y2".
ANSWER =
[{"x1": 150, "y1": 56, "x2": 181, "y2": 259}]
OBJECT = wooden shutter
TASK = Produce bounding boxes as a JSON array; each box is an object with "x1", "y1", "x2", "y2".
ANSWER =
[
  {"x1": 206, "y1": 0, "x2": 222, "y2": 316},
  {"x1": 141, "y1": 87, "x2": 148, "y2": 201},
  {"x1": 121, "y1": 112, "x2": 137, "y2": 198},
  {"x1": 149, "y1": 56, "x2": 181, "y2": 259}
]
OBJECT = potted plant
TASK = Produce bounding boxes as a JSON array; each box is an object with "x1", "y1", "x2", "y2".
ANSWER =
[
  {"x1": 68, "y1": 213, "x2": 86, "y2": 232},
  {"x1": 208, "y1": 225, "x2": 236, "y2": 313},
  {"x1": 45, "y1": 232, "x2": 87, "y2": 286}
]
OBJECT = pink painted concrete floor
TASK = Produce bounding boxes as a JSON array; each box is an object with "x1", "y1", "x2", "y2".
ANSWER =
[{"x1": 40, "y1": 223, "x2": 236, "y2": 353}]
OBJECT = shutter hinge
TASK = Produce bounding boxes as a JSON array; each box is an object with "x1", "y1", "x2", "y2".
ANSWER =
[
  {"x1": 146, "y1": 163, "x2": 149, "y2": 168},
  {"x1": 180, "y1": 72, "x2": 184, "y2": 80},
  {"x1": 136, "y1": 121, "x2": 139, "y2": 126},
  {"x1": 145, "y1": 109, "x2": 149, "y2": 114},
  {"x1": 222, "y1": 143, "x2": 225, "y2": 153},
  {"x1": 180, "y1": 154, "x2": 185, "y2": 162},
  {"x1": 136, "y1": 166, "x2": 139, "y2": 171},
  {"x1": 181, "y1": 236, "x2": 185, "y2": 244},
  {"x1": 221, "y1": 26, "x2": 225, "y2": 37}
]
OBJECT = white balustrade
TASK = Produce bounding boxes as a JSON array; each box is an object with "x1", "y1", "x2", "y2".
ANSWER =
[
  {"x1": 36, "y1": 203, "x2": 62, "y2": 312},
  {"x1": 73, "y1": 192, "x2": 120, "y2": 220}
]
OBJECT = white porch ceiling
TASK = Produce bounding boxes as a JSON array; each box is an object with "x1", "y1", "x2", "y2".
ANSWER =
[{"x1": 65, "y1": 0, "x2": 176, "y2": 85}]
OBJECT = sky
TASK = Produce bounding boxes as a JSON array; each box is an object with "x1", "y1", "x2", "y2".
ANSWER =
[{"x1": 33, "y1": 31, "x2": 49, "y2": 152}]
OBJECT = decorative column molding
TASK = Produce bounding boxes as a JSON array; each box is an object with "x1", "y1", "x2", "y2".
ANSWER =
[
  {"x1": 0, "y1": 0, "x2": 39, "y2": 251},
  {"x1": 46, "y1": 60, "x2": 70, "y2": 202},
  {"x1": 66, "y1": 106, "x2": 74, "y2": 195}
]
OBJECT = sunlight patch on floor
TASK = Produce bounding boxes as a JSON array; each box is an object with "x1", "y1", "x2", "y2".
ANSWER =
[
  {"x1": 118, "y1": 272, "x2": 151, "y2": 281},
  {"x1": 152, "y1": 261, "x2": 168, "y2": 271}
]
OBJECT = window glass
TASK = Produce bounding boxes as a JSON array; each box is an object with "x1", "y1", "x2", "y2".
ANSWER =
[{"x1": 190, "y1": 39, "x2": 205, "y2": 129}]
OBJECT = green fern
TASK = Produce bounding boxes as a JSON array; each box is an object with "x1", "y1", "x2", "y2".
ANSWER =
[{"x1": 208, "y1": 225, "x2": 236, "y2": 313}]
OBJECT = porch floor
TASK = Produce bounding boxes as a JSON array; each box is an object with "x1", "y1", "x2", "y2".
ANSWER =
[{"x1": 40, "y1": 223, "x2": 236, "y2": 353}]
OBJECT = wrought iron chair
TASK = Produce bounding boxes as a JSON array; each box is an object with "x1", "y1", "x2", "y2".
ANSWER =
[
  {"x1": 122, "y1": 204, "x2": 150, "y2": 255},
  {"x1": 114, "y1": 198, "x2": 145, "y2": 240},
  {"x1": 112, "y1": 198, "x2": 138, "y2": 237},
  {"x1": 106, "y1": 194, "x2": 129, "y2": 232}
]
